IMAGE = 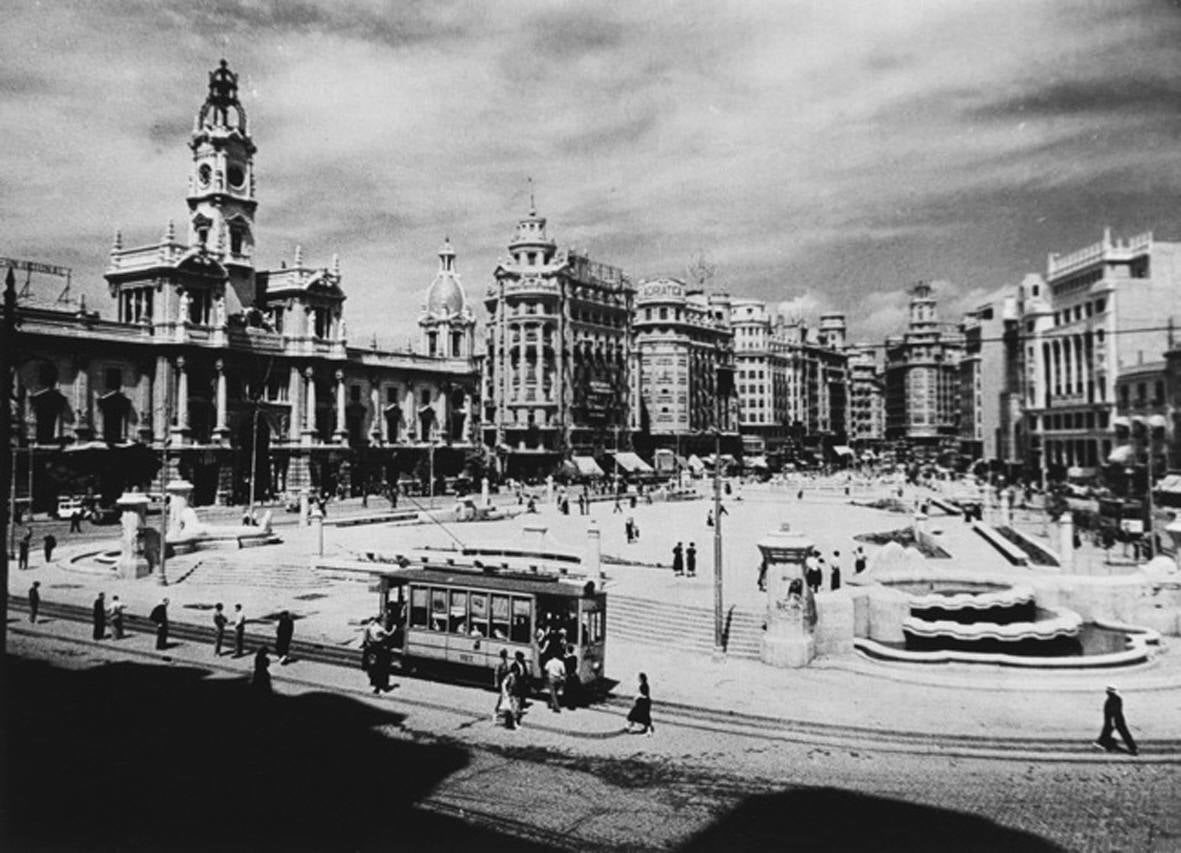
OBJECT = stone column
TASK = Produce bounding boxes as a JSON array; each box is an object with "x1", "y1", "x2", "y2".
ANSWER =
[
  {"x1": 213, "y1": 359, "x2": 230, "y2": 443},
  {"x1": 138, "y1": 370, "x2": 153, "y2": 442},
  {"x1": 165, "y1": 478, "x2": 194, "y2": 541},
  {"x1": 1059, "y1": 512, "x2": 1075, "y2": 572},
  {"x1": 173, "y1": 356, "x2": 190, "y2": 443},
  {"x1": 288, "y1": 365, "x2": 303, "y2": 442},
  {"x1": 369, "y1": 381, "x2": 382, "y2": 444},
  {"x1": 115, "y1": 492, "x2": 151, "y2": 579},
  {"x1": 334, "y1": 370, "x2": 348, "y2": 444},
  {"x1": 1000, "y1": 489, "x2": 1012, "y2": 527},
  {"x1": 404, "y1": 386, "x2": 416, "y2": 441},
  {"x1": 154, "y1": 357, "x2": 170, "y2": 439},
  {"x1": 302, "y1": 367, "x2": 317, "y2": 445}
]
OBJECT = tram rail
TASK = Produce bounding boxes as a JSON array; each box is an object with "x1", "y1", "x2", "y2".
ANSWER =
[{"x1": 10, "y1": 596, "x2": 1181, "y2": 762}]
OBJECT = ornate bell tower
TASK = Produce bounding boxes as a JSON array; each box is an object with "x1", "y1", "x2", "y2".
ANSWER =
[{"x1": 187, "y1": 59, "x2": 258, "y2": 311}]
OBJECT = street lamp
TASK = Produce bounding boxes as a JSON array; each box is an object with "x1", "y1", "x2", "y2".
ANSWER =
[
  {"x1": 428, "y1": 434, "x2": 437, "y2": 509},
  {"x1": 712, "y1": 428, "x2": 724, "y2": 657}
]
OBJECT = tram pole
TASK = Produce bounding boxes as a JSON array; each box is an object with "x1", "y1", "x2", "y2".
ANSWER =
[
  {"x1": 156, "y1": 379, "x2": 170, "y2": 586},
  {"x1": 712, "y1": 428, "x2": 724, "y2": 658},
  {"x1": 2, "y1": 266, "x2": 18, "y2": 658}
]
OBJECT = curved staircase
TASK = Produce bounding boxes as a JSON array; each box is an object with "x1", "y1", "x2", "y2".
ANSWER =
[{"x1": 608, "y1": 595, "x2": 765, "y2": 660}]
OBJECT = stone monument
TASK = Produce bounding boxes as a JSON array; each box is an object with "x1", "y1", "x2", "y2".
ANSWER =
[
  {"x1": 115, "y1": 491, "x2": 152, "y2": 579},
  {"x1": 757, "y1": 523, "x2": 817, "y2": 667}
]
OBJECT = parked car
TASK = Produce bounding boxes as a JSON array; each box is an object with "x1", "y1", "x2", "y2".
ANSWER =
[{"x1": 56, "y1": 497, "x2": 85, "y2": 521}]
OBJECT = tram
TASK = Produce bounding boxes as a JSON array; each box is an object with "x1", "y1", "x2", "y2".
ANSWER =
[{"x1": 372, "y1": 562, "x2": 607, "y2": 689}]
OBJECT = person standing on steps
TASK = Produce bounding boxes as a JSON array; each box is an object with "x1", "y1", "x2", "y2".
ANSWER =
[
  {"x1": 1095, "y1": 686, "x2": 1139, "y2": 755},
  {"x1": 275, "y1": 610, "x2": 294, "y2": 665},
  {"x1": 92, "y1": 592, "x2": 106, "y2": 640},
  {"x1": 672, "y1": 542, "x2": 684, "y2": 577},
  {"x1": 150, "y1": 598, "x2": 169, "y2": 650},
  {"x1": 27, "y1": 580, "x2": 40, "y2": 623},
  {"x1": 686, "y1": 542, "x2": 697, "y2": 578},
  {"x1": 212, "y1": 603, "x2": 228, "y2": 656},
  {"x1": 232, "y1": 603, "x2": 246, "y2": 657}
]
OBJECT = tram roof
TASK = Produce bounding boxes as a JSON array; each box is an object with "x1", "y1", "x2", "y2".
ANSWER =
[{"x1": 384, "y1": 567, "x2": 601, "y2": 599}]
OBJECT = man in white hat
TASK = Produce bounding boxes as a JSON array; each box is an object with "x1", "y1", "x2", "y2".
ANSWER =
[{"x1": 1094, "y1": 686, "x2": 1138, "y2": 756}]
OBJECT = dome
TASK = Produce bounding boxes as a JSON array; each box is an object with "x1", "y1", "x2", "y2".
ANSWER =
[{"x1": 424, "y1": 238, "x2": 467, "y2": 317}]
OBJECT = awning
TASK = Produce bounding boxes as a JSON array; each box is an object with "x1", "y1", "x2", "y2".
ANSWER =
[
  {"x1": 687, "y1": 454, "x2": 706, "y2": 472},
  {"x1": 611, "y1": 451, "x2": 653, "y2": 473},
  {"x1": 1107, "y1": 445, "x2": 1134, "y2": 465},
  {"x1": 571, "y1": 456, "x2": 604, "y2": 477},
  {"x1": 833, "y1": 445, "x2": 854, "y2": 457}
]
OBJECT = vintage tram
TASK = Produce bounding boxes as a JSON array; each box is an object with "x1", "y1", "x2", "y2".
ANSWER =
[{"x1": 372, "y1": 562, "x2": 607, "y2": 689}]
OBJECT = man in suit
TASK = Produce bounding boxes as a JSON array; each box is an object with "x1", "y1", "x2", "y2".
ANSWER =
[
  {"x1": 233, "y1": 604, "x2": 247, "y2": 657},
  {"x1": 28, "y1": 581, "x2": 40, "y2": 623},
  {"x1": 92, "y1": 592, "x2": 106, "y2": 640},
  {"x1": 1095, "y1": 686, "x2": 1139, "y2": 755},
  {"x1": 150, "y1": 598, "x2": 169, "y2": 650},
  {"x1": 212, "y1": 603, "x2": 228, "y2": 656}
]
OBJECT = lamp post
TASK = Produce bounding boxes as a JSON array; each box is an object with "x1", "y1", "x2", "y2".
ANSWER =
[
  {"x1": 712, "y1": 428, "x2": 724, "y2": 657},
  {"x1": 156, "y1": 379, "x2": 171, "y2": 586},
  {"x1": 428, "y1": 435, "x2": 436, "y2": 509},
  {"x1": 1143, "y1": 420, "x2": 1163, "y2": 559}
]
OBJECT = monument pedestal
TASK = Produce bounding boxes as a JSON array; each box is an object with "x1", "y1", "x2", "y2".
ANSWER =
[
  {"x1": 116, "y1": 492, "x2": 152, "y2": 580},
  {"x1": 761, "y1": 629, "x2": 816, "y2": 668},
  {"x1": 757, "y1": 523, "x2": 819, "y2": 669}
]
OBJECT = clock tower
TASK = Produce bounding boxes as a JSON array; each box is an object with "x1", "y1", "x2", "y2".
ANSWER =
[{"x1": 187, "y1": 59, "x2": 258, "y2": 311}]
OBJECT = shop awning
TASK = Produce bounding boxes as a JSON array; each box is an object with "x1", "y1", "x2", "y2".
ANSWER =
[
  {"x1": 833, "y1": 445, "x2": 855, "y2": 457},
  {"x1": 1107, "y1": 444, "x2": 1134, "y2": 465},
  {"x1": 571, "y1": 456, "x2": 604, "y2": 477},
  {"x1": 611, "y1": 451, "x2": 653, "y2": 473}
]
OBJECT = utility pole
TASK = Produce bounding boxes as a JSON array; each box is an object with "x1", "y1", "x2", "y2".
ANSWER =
[
  {"x1": 156, "y1": 376, "x2": 171, "y2": 586},
  {"x1": 1, "y1": 266, "x2": 18, "y2": 658},
  {"x1": 712, "y1": 428, "x2": 724, "y2": 657}
]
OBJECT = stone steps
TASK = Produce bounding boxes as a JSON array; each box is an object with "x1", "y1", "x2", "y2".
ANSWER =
[
  {"x1": 608, "y1": 595, "x2": 764, "y2": 659},
  {"x1": 182, "y1": 558, "x2": 330, "y2": 589}
]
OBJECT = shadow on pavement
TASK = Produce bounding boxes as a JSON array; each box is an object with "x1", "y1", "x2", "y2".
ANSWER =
[
  {"x1": 2, "y1": 654, "x2": 560, "y2": 851},
  {"x1": 679, "y1": 786, "x2": 1063, "y2": 852}
]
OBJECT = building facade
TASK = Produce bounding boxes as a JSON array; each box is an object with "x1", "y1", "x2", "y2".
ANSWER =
[
  {"x1": 633, "y1": 278, "x2": 737, "y2": 454},
  {"x1": 883, "y1": 282, "x2": 963, "y2": 454},
  {"x1": 10, "y1": 61, "x2": 479, "y2": 509},
  {"x1": 847, "y1": 344, "x2": 884, "y2": 448},
  {"x1": 482, "y1": 205, "x2": 636, "y2": 478}
]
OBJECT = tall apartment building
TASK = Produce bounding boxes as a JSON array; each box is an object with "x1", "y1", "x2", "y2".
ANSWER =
[
  {"x1": 482, "y1": 204, "x2": 635, "y2": 478},
  {"x1": 633, "y1": 277, "x2": 737, "y2": 454},
  {"x1": 958, "y1": 295, "x2": 1018, "y2": 462},
  {"x1": 847, "y1": 344, "x2": 884, "y2": 447},
  {"x1": 884, "y1": 282, "x2": 963, "y2": 454},
  {"x1": 1022, "y1": 230, "x2": 1181, "y2": 474}
]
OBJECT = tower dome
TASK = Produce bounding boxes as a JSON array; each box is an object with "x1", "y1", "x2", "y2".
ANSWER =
[{"x1": 424, "y1": 237, "x2": 467, "y2": 317}]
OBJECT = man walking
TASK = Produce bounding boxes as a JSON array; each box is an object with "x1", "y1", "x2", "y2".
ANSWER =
[
  {"x1": 28, "y1": 580, "x2": 40, "y2": 623},
  {"x1": 686, "y1": 542, "x2": 697, "y2": 578},
  {"x1": 212, "y1": 603, "x2": 228, "y2": 656},
  {"x1": 92, "y1": 592, "x2": 107, "y2": 640},
  {"x1": 18, "y1": 526, "x2": 32, "y2": 570},
  {"x1": 232, "y1": 603, "x2": 246, "y2": 657},
  {"x1": 42, "y1": 533, "x2": 57, "y2": 564},
  {"x1": 109, "y1": 595, "x2": 125, "y2": 639},
  {"x1": 672, "y1": 542, "x2": 684, "y2": 577},
  {"x1": 275, "y1": 610, "x2": 294, "y2": 665},
  {"x1": 150, "y1": 597, "x2": 169, "y2": 650},
  {"x1": 1095, "y1": 686, "x2": 1139, "y2": 755},
  {"x1": 544, "y1": 652, "x2": 566, "y2": 713}
]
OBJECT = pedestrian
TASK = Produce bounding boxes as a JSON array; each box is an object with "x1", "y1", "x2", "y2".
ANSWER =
[
  {"x1": 492, "y1": 649, "x2": 511, "y2": 721},
  {"x1": 625, "y1": 516, "x2": 634, "y2": 544},
  {"x1": 27, "y1": 580, "x2": 40, "y2": 623},
  {"x1": 70, "y1": 508, "x2": 83, "y2": 533},
  {"x1": 1095, "y1": 686, "x2": 1139, "y2": 755},
  {"x1": 706, "y1": 510, "x2": 714, "y2": 527},
  {"x1": 361, "y1": 616, "x2": 386, "y2": 672},
  {"x1": 830, "y1": 551, "x2": 842, "y2": 591},
  {"x1": 854, "y1": 547, "x2": 867, "y2": 575},
  {"x1": 368, "y1": 636, "x2": 392, "y2": 694},
  {"x1": 512, "y1": 650, "x2": 531, "y2": 724},
  {"x1": 544, "y1": 653, "x2": 566, "y2": 712},
  {"x1": 108, "y1": 595, "x2": 125, "y2": 639},
  {"x1": 797, "y1": 488, "x2": 804, "y2": 501},
  {"x1": 252, "y1": 645, "x2": 272, "y2": 694},
  {"x1": 275, "y1": 610, "x2": 294, "y2": 665},
  {"x1": 42, "y1": 533, "x2": 57, "y2": 564},
  {"x1": 150, "y1": 597, "x2": 169, "y2": 650},
  {"x1": 232, "y1": 603, "x2": 246, "y2": 657},
  {"x1": 18, "y1": 527, "x2": 32, "y2": 570},
  {"x1": 757, "y1": 559, "x2": 768, "y2": 592},
  {"x1": 498, "y1": 660, "x2": 519, "y2": 730},
  {"x1": 686, "y1": 542, "x2": 697, "y2": 577},
  {"x1": 212, "y1": 603, "x2": 228, "y2": 656},
  {"x1": 805, "y1": 550, "x2": 822, "y2": 594},
  {"x1": 563, "y1": 644, "x2": 581, "y2": 710},
  {"x1": 92, "y1": 592, "x2": 107, "y2": 640},
  {"x1": 672, "y1": 542, "x2": 684, "y2": 577},
  {"x1": 625, "y1": 672, "x2": 654, "y2": 736},
  {"x1": 612, "y1": 493, "x2": 622, "y2": 513}
]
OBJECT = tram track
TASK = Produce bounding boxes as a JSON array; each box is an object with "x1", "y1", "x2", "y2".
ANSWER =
[{"x1": 11, "y1": 597, "x2": 1181, "y2": 762}]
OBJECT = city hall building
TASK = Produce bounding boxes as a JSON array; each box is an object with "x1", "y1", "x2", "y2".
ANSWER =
[{"x1": 9, "y1": 61, "x2": 479, "y2": 509}]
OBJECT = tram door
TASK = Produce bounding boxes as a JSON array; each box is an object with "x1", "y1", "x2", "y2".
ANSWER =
[{"x1": 578, "y1": 597, "x2": 606, "y2": 682}]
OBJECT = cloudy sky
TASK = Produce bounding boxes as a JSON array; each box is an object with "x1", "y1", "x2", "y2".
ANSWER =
[{"x1": 4, "y1": 0, "x2": 1181, "y2": 348}]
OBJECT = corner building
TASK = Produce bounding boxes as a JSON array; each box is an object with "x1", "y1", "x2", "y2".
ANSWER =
[{"x1": 483, "y1": 205, "x2": 635, "y2": 478}]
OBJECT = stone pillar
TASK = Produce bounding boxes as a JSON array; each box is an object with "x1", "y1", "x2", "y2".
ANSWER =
[
  {"x1": 137, "y1": 370, "x2": 153, "y2": 442},
  {"x1": 115, "y1": 492, "x2": 151, "y2": 579},
  {"x1": 586, "y1": 521, "x2": 603, "y2": 580},
  {"x1": 403, "y1": 386, "x2": 416, "y2": 441},
  {"x1": 73, "y1": 358, "x2": 93, "y2": 440},
  {"x1": 757, "y1": 524, "x2": 817, "y2": 668},
  {"x1": 334, "y1": 370, "x2": 348, "y2": 444},
  {"x1": 288, "y1": 365, "x2": 303, "y2": 442},
  {"x1": 546, "y1": 474, "x2": 554, "y2": 504},
  {"x1": 481, "y1": 476, "x2": 490, "y2": 507},
  {"x1": 165, "y1": 479, "x2": 194, "y2": 540},
  {"x1": 302, "y1": 367, "x2": 316, "y2": 445},
  {"x1": 369, "y1": 382, "x2": 382, "y2": 444},
  {"x1": 311, "y1": 505, "x2": 324, "y2": 555},
  {"x1": 213, "y1": 359, "x2": 230, "y2": 443},
  {"x1": 1059, "y1": 512, "x2": 1075, "y2": 572},
  {"x1": 1000, "y1": 489, "x2": 1012, "y2": 527},
  {"x1": 173, "y1": 356, "x2": 190, "y2": 443},
  {"x1": 299, "y1": 489, "x2": 310, "y2": 527}
]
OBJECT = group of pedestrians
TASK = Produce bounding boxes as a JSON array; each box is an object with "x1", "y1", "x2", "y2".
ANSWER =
[
  {"x1": 90, "y1": 592, "x2": 126, "y2": 640},
  {"x1": 671, "y1": 541, "x2": 697, "y2": 577},
  {"x1": 804, "y1": 549, "x2": 842, "y2": 593},
  {"x1": 211, "y1": 603, "x2": 255, "y2": 658},
  {"x1": 16, "y1": 527, "x2": 56, "y2": 570}
]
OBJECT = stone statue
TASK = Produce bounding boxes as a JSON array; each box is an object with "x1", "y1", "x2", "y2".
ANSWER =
[{"x1": 177, "y1": 290, "x2": 191, "y2": 324}]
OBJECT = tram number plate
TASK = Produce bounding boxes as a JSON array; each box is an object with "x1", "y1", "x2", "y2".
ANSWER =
[{"x1": 457, "y1": 653, "x2": 476, "y2": 664}]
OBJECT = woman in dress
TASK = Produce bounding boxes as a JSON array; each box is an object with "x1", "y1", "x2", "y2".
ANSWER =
[
  {"x1": 252, "y1": 646, "x2": 272, "y2": 694},
  {"x1": 625, "y1": 672, "x2": 653, "y2": 736}
]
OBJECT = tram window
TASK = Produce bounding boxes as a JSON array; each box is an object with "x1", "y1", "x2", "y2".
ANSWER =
[
  {"x1": 510, "y1": 597, "x2": 533, "y2": 644},
  {"x1": 409, "y1": 587, "x2": 428, "y2": 628},
  {"x1": 490, "y1": 595, "x2": 510, "y2": 640},
  {"x1": 449, "y1": 591, "x2": 469, "y2": 634},
  {"x1": 430, "y1": 588, "x2": 447, "y2": 632},
  {"x1": 469, "y1": 593, "x2": 489, "y2": 637}
]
